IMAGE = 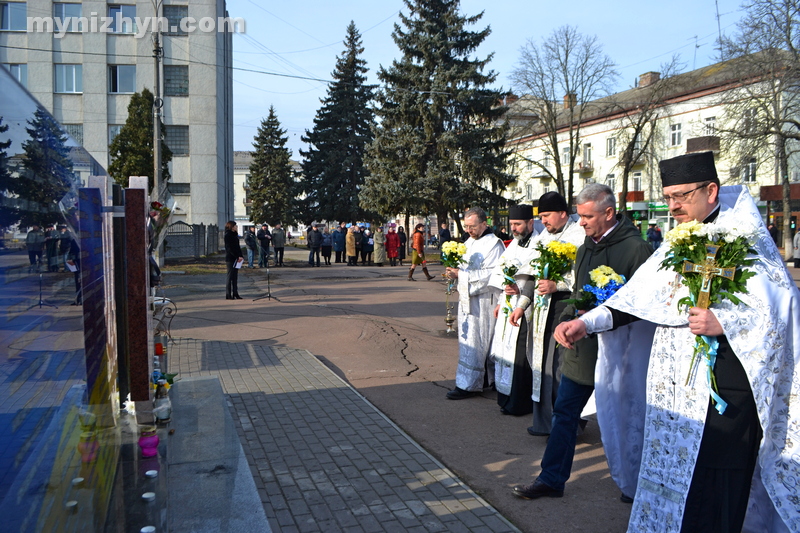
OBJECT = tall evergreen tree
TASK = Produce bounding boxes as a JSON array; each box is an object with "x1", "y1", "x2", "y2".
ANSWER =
[
  {"x1": 249, "y1": 106, "x2": 298, "y2": 226},
  {"x1": 17, "y1": 108, "x2": 75, "y2": 227},
  {"x1": 0, "y1": 117, "x2": 17, "y2": 229},
  {"x1": 362, "y1": 0, "x2": 511, "y2": 228},
  {"x1": 108, "y1": 88, "x2": 172, "y2": 189},
  {"x1": 301, "y1": 22, "x2": 376, "y2": 223}
]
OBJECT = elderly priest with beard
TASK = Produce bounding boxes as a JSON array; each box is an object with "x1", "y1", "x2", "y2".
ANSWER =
[
  {"x1": 555, "y1": 151, "x2": 800, "y2": 533},
  {"x1": 487, "y1": 204, "x2": 540, "y2": 415}
]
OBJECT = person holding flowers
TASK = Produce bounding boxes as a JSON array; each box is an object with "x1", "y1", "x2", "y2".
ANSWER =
[
  {"x1": 513, "y1": 183, "x2": 652, "y2": 503},
  {"x1": 557, "y1": 152, "x2": 800, "y2": 533},
  {"x1": 444, "y1": 207, "x2": 505, "y2": 400},
  {"x1": 486, "y1": 204, "x2": 540, "y2": 415},
  {"x1": 507, "y1": 192, "x2": 585, "y2": 436}
]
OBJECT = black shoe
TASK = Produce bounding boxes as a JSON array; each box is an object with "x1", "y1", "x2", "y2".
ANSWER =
[
  {"x1": 527, "y1": 426, "x2": 549, "y2": 437},
  {"x1": 446, "y1": 387, "x2": 477, "y2": 400},
  {"x1": 233, "y1": 295, "x2": 243, "y2": 299},
  {"x1": 512, "y1": 480, "x2": 563, "y2": 499},
  {"x1": 620, "y1": 493, "x2": 634, "y2": 504},
  {"x1": 226, "y1": 296, "x2": 233, "y2": 300}
]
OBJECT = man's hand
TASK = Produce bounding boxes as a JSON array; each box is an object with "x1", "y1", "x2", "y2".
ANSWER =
[
  {"x1": 509, "y1": 307, "x2": 524, "y2": 327},
  {"x1": 553, "y1": 319, "x2": 587, "y2": 349},
  {"x1": 493, "y1": 304, "x2": 501, "y2": 319},
  {"x1": 536, "y1": 279, "x2": 557, "y2": 295},
  {"x1": 504, "y1": 283, "x2": 520, "y2": 296},
  {"x1": 687, "y1": 307, "x2": 724, "y2": 336},
  {"x1": 445, "y1": 267, "x2": 459, "y2": 279}
]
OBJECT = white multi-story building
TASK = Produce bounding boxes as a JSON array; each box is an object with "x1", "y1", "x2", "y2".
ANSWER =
[
  {"x1": 504, "y1": 58, "x2": 798, "y2": 229},
  {"x1": 0, "y1": 0, "x2": 234, "y2": 227}
]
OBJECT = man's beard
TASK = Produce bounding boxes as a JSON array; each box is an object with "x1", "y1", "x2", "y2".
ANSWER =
[{"x1": 513, "y1": 230, "x2": 530, "y2": 241}]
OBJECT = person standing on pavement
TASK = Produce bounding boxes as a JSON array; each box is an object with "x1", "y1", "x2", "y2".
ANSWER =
[
  {"x1": 439, "y1": 222, "x2": 452, "y2": 248},
  {"x1": 512, "y1": 183, "x2": 652, "y2": 501},
  {"x1": 646, "y1": 222, "x2": 662, "y2": 249},
  {"x1": 444, "y1": 207, "x2": 506, "y2": 400},
  {"x1": 407, "y1": 224, "x2": 435, "y2": 281},
  {"x1": 385, "y1": 225, "x2": 400, "y2": 266},
  {"x1": 397, "y1": 226, "x2": 407, "y2": 266},
  {"x1": 321, "y1": 227, "x2": 333, "y2": 265},
  {"x1": 244, "y1": 226, "x2": 258, "y2": 268},
  {"x1": 332, "y1": 222, "x2": 347, "y2": 263},
  {"x1": 271, "y1": 223, "x2": 286, "y2": 266},
  {"x1": 25, "y1": 224, "x2": 45, "y2": 272},
  {"x1": 224, "y1": 221, "x2": 244, "y2": 300},
  {"x1": 308, "y1": 225, "x2": 322, "y2": 267},
  {"x1": 345, "y1": 226, "x2": 357, "y2": 266},
  {"x1": 361, "y1": 229, "x2": 374, "y2": 265},
  {"x1": 45, "y1": 225, "x2": 60, "y2": 272},
  {"x1": 58, "y1": 225, "x2": 71, "y2": 272},
  {"x1": 257, "y1": 224, "x2": 271, "y2": 267},
  {"x1": 373, "y1": 226, "x2": 386, "y2": 267}
]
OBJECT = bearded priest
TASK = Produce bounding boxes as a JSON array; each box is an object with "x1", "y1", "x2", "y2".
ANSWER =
[{"x1": 555, "y1": 151, "x2": 800, "y2": 533}]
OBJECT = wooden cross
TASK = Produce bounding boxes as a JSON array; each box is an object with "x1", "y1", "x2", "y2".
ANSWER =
[{"x1": 683, "y1": 244, "x2": 736, "y2": 309}]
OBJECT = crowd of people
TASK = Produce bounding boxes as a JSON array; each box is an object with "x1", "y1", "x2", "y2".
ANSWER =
[
  {"x1": 25, "y1": 224, "x2": 74, "y2": 274},
  {"x1": 441, "y1": 152, "x2": 800, "y2": 533}
]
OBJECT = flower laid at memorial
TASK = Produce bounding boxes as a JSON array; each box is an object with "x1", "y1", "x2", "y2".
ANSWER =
[
  {"x1": 149, "y1": 197, "x2": 175, "y2": 250},
  {"x1": 659, "y1": 220, "x2": 758, "y2": 414},
  {"x1": 566, "y1": 265, "x2": 626, "y2": 312}
]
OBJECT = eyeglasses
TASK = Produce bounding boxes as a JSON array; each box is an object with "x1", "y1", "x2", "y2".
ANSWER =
[
  {"x1": 661, "y1": 182, "x2": 710, "y2": 204},
  {"x1": 463, "y1": 223, "x2": 484, "y2": 230}
]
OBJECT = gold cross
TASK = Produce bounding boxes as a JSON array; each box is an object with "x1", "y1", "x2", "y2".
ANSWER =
[{"x1": 682, "y1": 244, "x2": 736, "y2": 309}]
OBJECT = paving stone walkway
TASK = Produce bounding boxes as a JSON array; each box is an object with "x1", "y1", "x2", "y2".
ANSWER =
[{"x1": 170, "y1": 337, "x2": 520, "y2": 533}]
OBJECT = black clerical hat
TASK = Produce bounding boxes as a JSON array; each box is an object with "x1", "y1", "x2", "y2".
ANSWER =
[
  {"x1": 508, "y1": 204, "x2": 533, "y2": 220},
  {"x1": 538, "y1": 192, "x2": 569, "y2": 213},
  {"x1": 659, "y1": 152, "x2": 719, "y2": 187}
]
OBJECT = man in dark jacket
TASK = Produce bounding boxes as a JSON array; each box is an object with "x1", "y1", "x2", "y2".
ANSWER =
[
  {"x1": 512, "y1": 183, "x2": 652, "y2": 500},
  {"x1": 308, "y1": 225, "x2": 322, "y2": 267},
  {"x1": 257, "y1": 224, "x2": 271, "y2": 267},
  {"x1": 438, "y1": 222, "x2": 452, "y2": 248},
  {"x1": 244, "y1": 226, "x2": 258, "y2": 268},
  {"x1": 332, "y1": 222, "x2": 347, "y2": 263}
]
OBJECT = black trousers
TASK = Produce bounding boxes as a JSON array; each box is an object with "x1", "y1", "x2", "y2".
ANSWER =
[
  {"x1": 274, "y1": 247, "x2": 284, "y2": 265},
  {"x1": 226, "y1": 260, "x2": 239, "y2": 297}
]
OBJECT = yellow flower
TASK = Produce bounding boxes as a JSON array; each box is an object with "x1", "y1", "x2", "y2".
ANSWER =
[
  {"x1": 664, "y1": 220, "x2": 703, "y2": 245},
  {"x1": 547, "y1": 241, "x2": 577, "y2": 261},
  {"x1": 589, "y1": 265, "x2": 623, "y2": 287}
]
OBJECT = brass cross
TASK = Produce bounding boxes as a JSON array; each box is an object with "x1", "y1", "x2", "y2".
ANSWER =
[{"x1": 682, "y1": 244, "x2": 736, "y2": 309}]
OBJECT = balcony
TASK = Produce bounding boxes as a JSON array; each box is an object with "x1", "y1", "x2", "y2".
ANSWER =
[
  {"x1": 686, "y1": 136, "x2": 720, "y2": 153},
  {"x1": 619, "y1": 191, "x2": 645, "y2": 202},
  {"x1": 578, "y1": 161, "x2": 593, "y2": 173}
]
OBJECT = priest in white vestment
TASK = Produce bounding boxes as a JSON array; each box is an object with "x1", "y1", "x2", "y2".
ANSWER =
[
  {"x1": 445, "y1": 206, "x2": 505, "y2": 400},
  {"x1": 557, "y1": 151, "x2": 800, "y2": 533},
  {"x1": 487, "y1": 204, "x2": 539, "y2": 415}
]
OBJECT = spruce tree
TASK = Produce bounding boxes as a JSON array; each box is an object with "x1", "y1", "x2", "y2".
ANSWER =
[
  {"x1": 108, "y1": 88, "x2": 172, "y2": 189},
  {"x1": 301, "y1": 22, "x2": 376, "y2": 224},
  {"x1": 0, "y1": 117, "x2": 17, "y2": 229},
  {"x1": 362, "y1": 0, "x2": 511, "y2": 227},
  {"x1": 17, "y1": 109, "x2": 75, "y2": 227},
  {"x1": 249, "y1": 106, "x2": 298, "y2": 226}
]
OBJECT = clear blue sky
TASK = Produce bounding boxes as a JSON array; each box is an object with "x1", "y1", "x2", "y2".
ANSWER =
[{"x1": 227, "y1": 0, "x2": 743, "y2": 159}]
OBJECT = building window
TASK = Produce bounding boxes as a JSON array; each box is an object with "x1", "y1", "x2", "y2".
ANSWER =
[
  {"x1": 163, "y1": 5, "x2": 188, "y2": 35},
  {"x1": 54, "y1": 3, "x2": 82, "y2": 32},
  {"x1": 606, "y1": 137, "x2": 616, "y2": 158},
  {"x1": 670, "y1": 123, "x2": 682, "y2": 147},
  {"x1": 743, "y1": 108, "x2": 757, "y2": 134},
  {"x1": 633, "y1": 133, "x2": 642, "y2": 154},
  {"x1": 525, "y1": 183, "x2": 533, "y2": 200},
  {"x1": 109, "y1": 65, "x2": 136, "y2": 93},
  {"x1": 1, "y1": 2, "x2": 26, "y2": 31},
  {"x1": 582, "y1": 143, "x2": 592, "y2": 165},
  {"x1": 543, "y1": 181, "x2": 551, "y2": 194},
  {"x1": 542, "y1": 151, "x2": 551, "y2": 168},
  {"x1": 742, "y1": 158, "x2": 757, "y2": 183},
  {"x1": 109, "y1": 4, "x2": 136, "y2": 33},
  {"x1": 63, "y1": 124, "x2": 83, "y2": 145},
  {"x1": 561, "y1": 146, "x2": 569, "y2": 165},
  {"x1": 108, "y1": 125, "x2": 123, "y2": 145},
  {"x1": 632, "y1": 171, "x2": 642, "y2": 191},
  {"x1": 704, "y1": 116, "x2": 716, "y2": 135},
  {"x1": 165, "y1": 125, "x2": 189, "y2": 156},
  {"x1": 525, "y1": 159, "x2": 532, "y2": 170},
  {"x1": 606, "y1": 173, "x2": 616, "y2": 192},
  {"x1": 3, "y1": 63, "x2": 26, "y2": 87},
  {"x1": 55, "y1": 64, "x2": 83, "y2": 93}
]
